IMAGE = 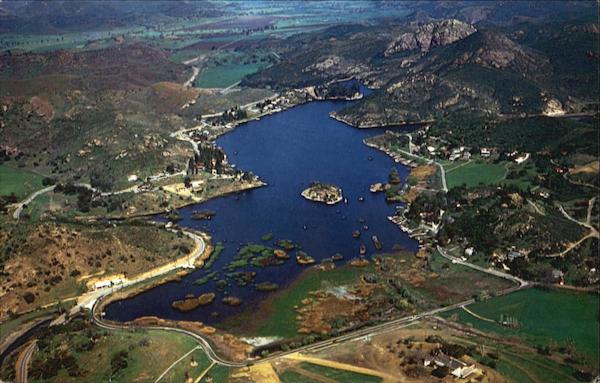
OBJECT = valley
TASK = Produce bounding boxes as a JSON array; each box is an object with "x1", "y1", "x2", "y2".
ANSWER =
[{"x1": 0, "y1": 1, "x2": 598, "y2": 383}]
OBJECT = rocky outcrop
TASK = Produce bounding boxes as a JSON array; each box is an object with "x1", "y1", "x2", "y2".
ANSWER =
[
  {"x1": 222, "y1": 296, "x2": 242, "y2": 306},
  {"x1": 452, "y1": 30, "x2": 550, "y2": 77},
  {"x1": 304, "y1": 55, "x2": 370, "y2": 78},
  {"x1": 171, "y1": 292, "x2": 216, "y2": 311},
  {"x1": 385, "y1": 19, "x2": 476, "y2": 56}
]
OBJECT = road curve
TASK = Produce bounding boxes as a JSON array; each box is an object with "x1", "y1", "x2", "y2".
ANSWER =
[
  {"x1": 74, "y1": 228, "x2": 206, "y2": 312},
  {"x1": 436, "y1": 246, "x2": 528, "y2": 287},
  {"x1": 12, "y1": 185, "x2": 56, "y2": 219},
  {"x1": 15, "y1": 340, "x2": 37, "y2": 383},
  {"x1": 92, "y1": 263, "x2": 529, "y2": 368}
]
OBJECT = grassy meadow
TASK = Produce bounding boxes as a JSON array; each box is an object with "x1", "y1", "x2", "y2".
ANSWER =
[
  {"x1": 444, "y1": 287, "x2": 599, "y2": 368},
  {"x1": 0, "y1": 164, "x2": 44, "y2": 199}
]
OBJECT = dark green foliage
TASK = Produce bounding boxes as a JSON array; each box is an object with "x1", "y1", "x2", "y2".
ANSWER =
[{"x1": 110, "y1": 350, "x2": 129, "y2": 375}]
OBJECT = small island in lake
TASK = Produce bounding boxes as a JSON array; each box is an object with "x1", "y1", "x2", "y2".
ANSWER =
[
  {"x1": 171, "y1": 292, "x2": 216, "y2": 312},
  {"x1": 301, "y1": 182, "x2": 343, "y2": 205}
]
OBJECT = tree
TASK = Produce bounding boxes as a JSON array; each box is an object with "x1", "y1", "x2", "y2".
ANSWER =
[{"x1": 110, "y1": 350, "x2": 129, "y2": 374}]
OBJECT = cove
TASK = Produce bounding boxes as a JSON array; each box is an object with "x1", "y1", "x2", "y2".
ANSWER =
[{"x1": 104, "y1": 92, "x2": 418, "y2": 326}]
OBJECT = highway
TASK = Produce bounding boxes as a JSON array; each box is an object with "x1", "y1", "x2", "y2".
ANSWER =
[{"x1": 91, "y1": 247, "x2": 530, "y2": 368}]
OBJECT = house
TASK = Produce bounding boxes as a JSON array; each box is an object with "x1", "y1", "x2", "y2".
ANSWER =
[
  {"x1": 452, "y1": 365, "x2": 481, "y2": 379},
  {"x1": 127, "y1": 174, "x2": 138, "y2": 182},
  {"x1": 427, "y1": 146, "x2": 437, "y2": 155},
  {"x1": 449, "y1": 148, "x2": 463, "y2": 161},
  {"x1": 480, "y1": 148, "x2": 491, "y2": 157},
  {"x1": 508, "y1": 250, "x2": 524, "y2": 262},
  {"x1": 465, "y1": 247, "x2": 474, "y2": 257},
  {"x1": 93, "y1": 280, "x2": 112, "y2": 290},
  {"x1": 462, "y1": 151, "x2": 472, "y2": 160},
  {"x1": 424, "y1": 352, "x2": 480, "y2": 379}
]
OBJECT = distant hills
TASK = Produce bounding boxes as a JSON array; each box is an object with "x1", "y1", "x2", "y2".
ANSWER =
[
  {"x1": 0, "y1": 0, "x2": 223, "y2": 34},
  {"x1": 243, "y1": 1, "x2": 598, "y2": 127}
]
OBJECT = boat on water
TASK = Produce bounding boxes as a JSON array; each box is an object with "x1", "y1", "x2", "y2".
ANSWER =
[
  {"x1": 371, "y1": 235, "x2": 382, "y2": 250},
  {"x1": 331, "y1": 253, "x2": 344, "y2": 261},
  {"x1": 344, "y1": 197, "x2": 348, "y2": 204},
  {"x1": 363, "y1": 225, "x2": 369, "y2": 231},
  {"x1": 359, "y1": 244, "x2": 367, "y2": 255},
  {"x1": 352, "y1": 230, "x2": 361, "y2": 238}
]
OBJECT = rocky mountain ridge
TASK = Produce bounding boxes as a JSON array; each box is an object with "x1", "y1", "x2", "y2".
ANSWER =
[{"x1": 384, "y1": 18, "x2": 477, "y2": 56}]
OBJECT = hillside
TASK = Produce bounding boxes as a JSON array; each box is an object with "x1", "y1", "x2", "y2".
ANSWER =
[{"x1": 243, "y1": 6, "x2": 598, "y2": 127}]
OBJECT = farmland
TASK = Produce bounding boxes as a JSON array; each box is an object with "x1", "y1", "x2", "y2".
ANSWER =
[
  {"x1": 442, "y1": 287, "x2": 600, "y2": 368},
  {"x1": 445, "y1": 159, "x2": 508, "y2": 189},
  {"x1": 0, "y1": 164, "x2": 44, "y2": 200}
]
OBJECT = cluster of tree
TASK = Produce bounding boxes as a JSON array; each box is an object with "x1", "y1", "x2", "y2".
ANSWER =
[
  {"x1": 187, "y1": 144, "x2": 227, "y2": 175},
  {"x1": 430, "y1": 114, "x2": 598, "y2": 158},
  {"x1": 240, "y1": 24, "x2": 277, "y2": 36},
  {"x1": 207, "y1": 106, "x2": 248, "y2": 125},
  {"x1": 110, "y1": 350, "x2": 129, "y2": 375},
  {"x1": 0, "y1": 193, "x2": 17, "y2": 213},
  {"x1": 318, "y1": 81, "x2": 360, "y2": 99}
]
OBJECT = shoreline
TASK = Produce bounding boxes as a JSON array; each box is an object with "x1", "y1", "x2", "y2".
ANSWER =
[
  {"x1": 75, "y1": 228, "x2": 212, "y2": 314},
  {"x1": 329, "y1": 112, "x2": 435, "y2": 129},
  {"x1": 76, "y1": 179, "x2": 266, "y2": 222},
  {"x1": 89, "y1": 89, "x2": 387, "y2": 324}
]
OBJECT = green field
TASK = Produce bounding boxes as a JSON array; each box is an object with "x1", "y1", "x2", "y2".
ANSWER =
[
  {"x1": 298, "y1": 362, "x2": 382, "y2": 383},
  {"x1": 0, "y1": 164, "x2": 44, "y2": 199},
  {"x1": 196, "y1": 62, "x2": 267, "y2": 88},
  {"x1": 27, "y1": 326, "x2": 209, "y2": 383},
  {"x1": 279, "y1": 370, "x2": 321, "y2": 383},
  {"x1": 160, "y1": 347, "x2": 211, "y2": 383},
  {"x1": 444, "y1": 287, "x2": 599, "y2": 368},
  {"x1": 199, "y1": 364, "x2": 232, "y2": 383},
  {"x1": 445, "y1": 159, "x2": 507, "y2": 189}
]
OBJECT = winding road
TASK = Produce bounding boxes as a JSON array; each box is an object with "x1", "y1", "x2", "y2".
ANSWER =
[
  {"x1": 15, "y1": 340, "x2": 37, "y2": 383},
  {"x1": 75, "y1": 228, "x2": 206, "y2": 312},
  {"x1": 12, "y1": 185, "x2": 56, "y2": 219},
  {"x1": 90, "y1": 244, "x2": 529, "y2": 368}
]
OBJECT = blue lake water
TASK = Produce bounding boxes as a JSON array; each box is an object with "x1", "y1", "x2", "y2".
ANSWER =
[{"x1": 104, "y1": 94, "x2": 418, "y2": 326}]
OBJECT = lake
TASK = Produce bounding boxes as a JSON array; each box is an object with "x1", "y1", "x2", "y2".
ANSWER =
[{"x1": 104, "y1": 91, "x2": 417, "y2": 325}]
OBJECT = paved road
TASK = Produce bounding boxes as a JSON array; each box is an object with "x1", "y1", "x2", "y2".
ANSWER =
[
  {"x1": 74, "y1": 228, "x2": 205, "y2": 313},
  {"x1": 12, "y1": 185, "x2": 56, "y2": 219},
  {"x1": 184, "y1": 66, "x2": 200, "y2": 88},
  {"x1": 437, "y1": 162, "x2": 448, "y2": 192},
  {"x1": 436, "y1": 245, "x2": 528, "y2": 287},
  {"x1": 15, "y1": 340, "x2": 37, "y2": 383},
  {"x1": 11, "y1": 182, "x2": 136, "y2": 220},
  {"x1": 92, "y1": 253, "x2": 529, "y2": 368}
]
